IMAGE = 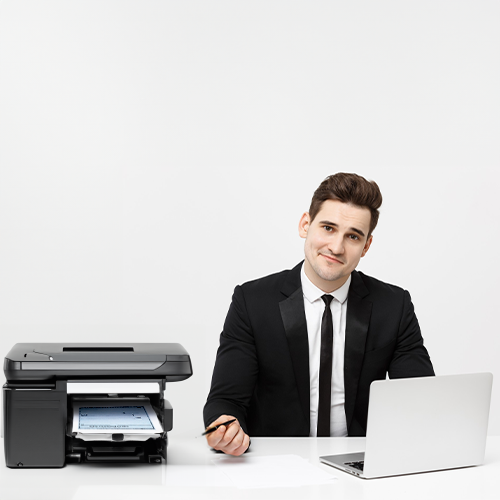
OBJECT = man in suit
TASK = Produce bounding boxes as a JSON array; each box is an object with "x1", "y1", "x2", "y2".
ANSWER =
[{"x1": 203, "y1": 173, "x2": 434, "y2": 456}]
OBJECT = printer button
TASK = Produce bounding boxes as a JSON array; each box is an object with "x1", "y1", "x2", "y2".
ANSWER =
[{"x1": 148, "y1": 455, "x2": 162, "y2": 464}]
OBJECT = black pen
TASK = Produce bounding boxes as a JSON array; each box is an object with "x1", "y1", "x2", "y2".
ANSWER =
[{"x1": 202, "y1": 418, "x2": 237, "y2": 436}]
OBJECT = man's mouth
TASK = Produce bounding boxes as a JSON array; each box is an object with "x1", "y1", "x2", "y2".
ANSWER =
[{"x1": 320, "y1": 254, "x2": 344, "y2": 265}]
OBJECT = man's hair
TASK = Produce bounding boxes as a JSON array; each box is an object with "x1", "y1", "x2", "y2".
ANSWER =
[{"x1": 309, "y1": 173, "x2": 383, "y2": 236}]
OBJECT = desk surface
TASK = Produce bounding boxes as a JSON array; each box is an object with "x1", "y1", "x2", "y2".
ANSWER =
[{"x1": 1, "y1": 436, "x2": 499, "y2": 500}]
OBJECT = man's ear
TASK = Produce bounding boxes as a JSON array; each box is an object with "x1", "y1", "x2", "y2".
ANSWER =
[
  {"x1": 298, "y1": 212, "x2": 311, "y2": 239},
  {"x1": 361, "y1": 235, "x2": 373, "y2": 257}
]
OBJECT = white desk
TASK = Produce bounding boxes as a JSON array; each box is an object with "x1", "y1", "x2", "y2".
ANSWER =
[{"x1": 1, "y1": 437, "x2": 499, "y2": 500}]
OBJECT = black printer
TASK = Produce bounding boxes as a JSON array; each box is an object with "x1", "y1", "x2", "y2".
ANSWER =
[{"x1": 3, "y1": 343, "x2": 192, "y2": 468}]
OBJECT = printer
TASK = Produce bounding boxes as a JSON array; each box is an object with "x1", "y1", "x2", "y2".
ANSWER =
[{"x1": 3, "y1": 343, "x2": 192, "y2": 468}]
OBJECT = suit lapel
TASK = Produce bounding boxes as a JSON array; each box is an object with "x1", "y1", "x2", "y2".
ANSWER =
[
  {"x1": 279, "y1": 262, "x2": 310, "y2": 427},
  {"x1": 344, "y1": 271, "x2": 372, "y2": 430}
]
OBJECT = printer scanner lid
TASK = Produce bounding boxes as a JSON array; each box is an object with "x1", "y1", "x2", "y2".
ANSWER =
[{"x1": 4, "y1": 343, "x2": 192, "y2": 382}]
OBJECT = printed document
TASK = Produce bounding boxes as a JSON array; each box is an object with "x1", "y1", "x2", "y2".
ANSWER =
[{"x1": 72, "y1": 399, "x2": 163, "y2": 441}]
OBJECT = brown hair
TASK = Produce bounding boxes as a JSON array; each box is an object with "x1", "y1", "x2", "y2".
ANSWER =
[{"x1": 309, "y1": 173, "x2": 383, "y2": 236}]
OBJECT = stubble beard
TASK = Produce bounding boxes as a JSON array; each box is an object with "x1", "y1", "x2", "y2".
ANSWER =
[
  {"x1": 306, "y1": 253, "x2": 347, "y2": 284},
  {"x1": 312, "y1": 262, "x2": 346, "y2": 283}
]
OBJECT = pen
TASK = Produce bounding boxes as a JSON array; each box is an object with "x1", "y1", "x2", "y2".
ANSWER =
[{"x1": 202, "y1": 418, "x2": 237, "y2": 436}]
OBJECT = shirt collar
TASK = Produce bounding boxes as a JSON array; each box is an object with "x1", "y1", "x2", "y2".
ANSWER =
[{"x1": 300, "y1": 262, "x2": 351, "y2": 304}]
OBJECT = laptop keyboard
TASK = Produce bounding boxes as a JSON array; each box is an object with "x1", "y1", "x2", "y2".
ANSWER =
[{"x1": 345, "y1": 460, "x2": 364, "y2": 471}]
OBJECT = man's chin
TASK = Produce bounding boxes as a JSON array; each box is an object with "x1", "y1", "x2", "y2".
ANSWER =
[
  {"x1": 314, "y1": 266, "x2": 346, "y2": 283},
  {"x1": 319, "y1": 273, "x2": 345, "y2": 283}
]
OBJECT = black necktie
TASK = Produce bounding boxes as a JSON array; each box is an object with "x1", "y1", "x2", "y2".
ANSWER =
[{"x1": 317, "y1": 294, "x2": 334, "y2": 437}]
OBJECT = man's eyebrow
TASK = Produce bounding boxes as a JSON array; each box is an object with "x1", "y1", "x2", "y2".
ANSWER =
[{"x1": 318, "y1": 220, "x2": 366, "y2": 238}]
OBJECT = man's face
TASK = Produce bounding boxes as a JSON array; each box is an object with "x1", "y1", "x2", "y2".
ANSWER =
[{"x1": 299, "y1": 199, "x2": 373, "y2": 293}]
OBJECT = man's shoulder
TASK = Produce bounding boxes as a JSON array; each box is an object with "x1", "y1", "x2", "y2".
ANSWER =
[
  {"x1": 237, "y1": 262, "x2": 302, "y2": 296},
  {"x1": 354, "y1": 270, "x2": 408, "y2": 299},
  {"x1": 239, "y1": 266, "x2": 296, "y2": 289}
]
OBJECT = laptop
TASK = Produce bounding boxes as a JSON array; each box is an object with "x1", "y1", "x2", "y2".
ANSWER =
[{"x1": 320, "y1": 373, "x2": 493, "y2": 479}]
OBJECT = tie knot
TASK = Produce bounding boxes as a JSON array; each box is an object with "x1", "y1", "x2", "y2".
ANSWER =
[{"x1": 321, "y1": 294, "x2": 334, "y2": 306}]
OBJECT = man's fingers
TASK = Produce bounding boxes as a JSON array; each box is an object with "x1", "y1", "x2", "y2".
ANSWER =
[
  {"x1": 218, "y1": 421, "x2": 240, "y2": 447},
  {"x1": 206, "y1": 425, "x2": 227, "y2": 448},
  {"x1": 205, "y1": 415, "x2": 240, "y2": 449},
  {"x1": 206, "y1": 415, "x2": 250, "y2": 456},
  {"x1": 204, "y1": 415, "x2": 250, "y2": 456},
  {"x1": 225, "y1": 427, "x2": 249, "y2": 456},
  {"x1": 207, "y1": 415, "x2": 235, "y2": 428},
  {"x1": 231, "y1": 432, "x2": 250, "y2": 456}
]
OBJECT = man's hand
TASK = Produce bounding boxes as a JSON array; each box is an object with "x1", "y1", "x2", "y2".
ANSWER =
[{"x1": 205, "y1": 415, "x2": 250, "y2": 456}]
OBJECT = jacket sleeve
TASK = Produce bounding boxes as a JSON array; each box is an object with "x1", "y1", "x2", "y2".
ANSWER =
[
  {"x1": 388, "y1": 290, "x2": 435, "y2": 379},
  {"x1": 203, "y1": 285, "x2": 258, "y2": 434}
]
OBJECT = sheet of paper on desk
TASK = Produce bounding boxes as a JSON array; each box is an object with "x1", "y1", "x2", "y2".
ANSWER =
[{"x1": 212, "y1": 454, "x2": 337, "y2": 489}]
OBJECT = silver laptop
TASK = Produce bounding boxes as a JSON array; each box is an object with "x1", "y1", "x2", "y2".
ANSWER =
[{"x1": 320, "y1": 373, "x2": 493, "y2": 479}]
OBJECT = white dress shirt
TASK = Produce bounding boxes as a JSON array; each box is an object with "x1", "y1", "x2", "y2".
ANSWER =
[{"x1": 301, "y1": 264, "x2": 351, "y2": 437}]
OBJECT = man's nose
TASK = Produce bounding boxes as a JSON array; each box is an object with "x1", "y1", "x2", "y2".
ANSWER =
[{"x1": 327, "y1": 234, "x2": 345, "y2": 255}]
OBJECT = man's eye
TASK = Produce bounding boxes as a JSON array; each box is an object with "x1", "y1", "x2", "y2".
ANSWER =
[
  {"x1": 348, "y1": 234, "x2": 359, "y2": 240},
  {"x1": 323, "y1": 226, "x2": 333, "y2": 232}
]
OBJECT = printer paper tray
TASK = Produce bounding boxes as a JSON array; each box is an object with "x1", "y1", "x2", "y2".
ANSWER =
[
  {"x1": 71, "y1": 397, "x2": 164, "y2": 437},
  {"x1": 75, "y1": 432, "x2": 161, "y2": 442}
]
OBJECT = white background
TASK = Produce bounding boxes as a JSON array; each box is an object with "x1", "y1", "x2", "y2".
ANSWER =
[{"x1": 0, "y1": 0, "x2": 499, "y2": 437}]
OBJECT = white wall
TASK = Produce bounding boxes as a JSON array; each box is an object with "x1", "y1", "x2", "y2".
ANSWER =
[{"x1": 0, "y1": 1, "x2": 499, "y2": 436}]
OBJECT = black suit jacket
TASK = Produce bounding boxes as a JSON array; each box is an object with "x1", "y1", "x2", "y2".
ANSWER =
[{"x1": 204, "y1": 262, "x2": 434, "y2": 436}]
